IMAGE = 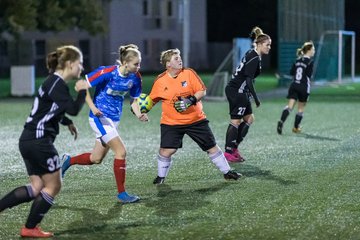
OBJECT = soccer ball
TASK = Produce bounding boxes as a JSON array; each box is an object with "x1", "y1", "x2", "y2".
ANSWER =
[{"x1": 137, "y1": 93, "x2": 153, "y2": 113}]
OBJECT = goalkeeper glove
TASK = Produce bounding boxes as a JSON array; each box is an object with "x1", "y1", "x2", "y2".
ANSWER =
[{"x1": 174, "y1": 95, "x2": 197, "y2": 112}]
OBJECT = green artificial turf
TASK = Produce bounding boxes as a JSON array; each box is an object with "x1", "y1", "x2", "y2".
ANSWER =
[{"x1": 1, "y1": 94, "x2": 360, "y2": 239}]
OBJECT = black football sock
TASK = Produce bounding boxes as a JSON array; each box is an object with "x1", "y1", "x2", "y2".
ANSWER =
[
  {"x1": 25, "y1": 191, "x2": 54, "y2": 229},
  {"x1": 0, "y1": 185, "x2": 35, "y2": 211},
  {"x1": 225, "y1": 123, "x2": 238, "y2": 152},
  {"x1": 294, "y1": 112, "x2": 303, "y2": 128},
  {"x1": 236, "y1": 121, "x2": 250, "y2": 144},
  {"x1": 280, "y1": 107, "x2": 291, "y2": 122}
]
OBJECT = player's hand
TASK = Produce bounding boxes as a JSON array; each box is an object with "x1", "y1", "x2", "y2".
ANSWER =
[
  {"x1": 138, "y1": 113, "x2": 149, "y2": 122},
  {"x1": 255, "y1": 100, "x2": 261, "y2": 108},
  {"x1": 91, "y1": 107, "x2": 103, "y2": 117},
  {"x1": 68, "y1": 123, "x2": 78, "y2": 140},
  {"x1": 74, "y1": 79, "x2": 88, "y2": 92},
  {"x1": 174, "y1": 96, "x2": 197, "y2": 112}
]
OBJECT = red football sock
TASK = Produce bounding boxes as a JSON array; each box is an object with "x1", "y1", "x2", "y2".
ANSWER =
[
  {"x1": 113, "y1": 159, "x2": 126, "y2": 193},
  {"x1": 70, "y1": 153, "x2": 92, "y2": 165}
]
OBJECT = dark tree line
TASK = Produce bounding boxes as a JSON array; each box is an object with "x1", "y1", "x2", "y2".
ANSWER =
[{"x1": 0, "y1": 0, "x2": 110, "y2": 38}]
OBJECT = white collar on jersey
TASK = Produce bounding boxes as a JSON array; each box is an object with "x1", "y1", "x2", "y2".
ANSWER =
[{"x1": 54, "y1": 71, "x2": 64, "y2": 80}]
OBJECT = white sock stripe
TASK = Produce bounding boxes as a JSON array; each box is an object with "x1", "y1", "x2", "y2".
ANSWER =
[
  {"x1": 209, "y1": 150, "x2": 230, "y2": 174},
  {"x1": 208, "y1": 150, "x2": 223, "y2": 160},
  {"x1": 158, "y1": 154, "x2": 171, "y2": 162},
  {"x1": 40, "y1": 191, "x2": 54, "y2": 205},
  {"x1": 25, "y1": 184, "x2": 34, "y2": 198},
  {"x1": 284, "y1": 106, "x2": 292, "y2": 112}
]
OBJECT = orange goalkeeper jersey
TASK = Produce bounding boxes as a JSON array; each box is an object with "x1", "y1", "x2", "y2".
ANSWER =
[{"x1": 149, "y1": 68, "x2": 207, "y2": 125}]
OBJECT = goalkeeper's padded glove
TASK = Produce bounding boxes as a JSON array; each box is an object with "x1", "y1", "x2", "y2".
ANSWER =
[{"x1": 174, "y1": 95, "x2": 197, "y2": 112}]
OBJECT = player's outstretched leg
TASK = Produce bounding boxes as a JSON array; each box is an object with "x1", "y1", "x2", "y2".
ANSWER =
[{"x1": 208, "y1": 148, "x2": 242, "y2": 180}]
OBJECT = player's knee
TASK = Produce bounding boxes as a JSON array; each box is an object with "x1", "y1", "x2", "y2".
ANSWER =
[
  {"x1": 159, "y1": 148, "x2": 176, "y2": 158},
  {"x1": 30, "y1": 186, "x2": 41, "y2": 197},
  {"x1": 113, "y1": 150, "x2": 126, "y2": 160},
  {"x1": 285, "y1": 106, "x2": 293, "y2": 112},
  {"x1": 230, "y1": 119, "x2": 241, "y2": 126},
  {"x1": 90, "y1": 156, "x2": 104, "y2": 164},
  {"x1": 206, "y1": 145, "x2": 221, "y2": 155},
  {"x1": 245, "y1": 114, "x2": 255, "y2": 124},
  {"x1": 53, "y1": 184, "x2": 62, "y2": 195}
]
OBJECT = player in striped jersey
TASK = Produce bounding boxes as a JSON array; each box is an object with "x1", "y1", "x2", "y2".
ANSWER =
[
  {"x1": 224, "y1": 27, "x2": 271, "y2": 162},
  {"x1": 61, "y1": 44, "x2": 148, "y2": 203},
  {"x1": 0, "y1": 45, "x2": 88, "y2": 238},
  {"x1": 277, "y1": 41, "x2": 315, "y2": 134}
]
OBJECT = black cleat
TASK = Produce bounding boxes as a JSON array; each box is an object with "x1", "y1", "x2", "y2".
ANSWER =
[
  {"x1": 153, "y1": 176, "x2": 165, "y2": 184},
  {"x1": 277, "y1": 121, "x2": 283, "y2": 135},
  {"x1": 224, "y1": 170, "x2": 242, "y2": 180}
]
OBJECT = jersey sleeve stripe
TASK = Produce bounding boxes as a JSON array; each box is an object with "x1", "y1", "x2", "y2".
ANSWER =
[
  {"x1": 187, "y1": 68, "x2": 207, "y2": 90},
  {"x1": 246, "y1": 56, "x2": 259, "y2": 65},
  {"x1": 48, "y1": 77, "x2": 62, "y2": 95},
  {"x1": 87, "y1": 66, "x2": 117, "y2": 84}
]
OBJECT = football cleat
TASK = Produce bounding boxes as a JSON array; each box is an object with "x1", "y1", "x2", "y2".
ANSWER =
[
  {"x1": 20, "y1": 226, "x2": 54, "y2": 238},
  {"x1": 61, "y1": 154, "x2": 71, "y2": 178},
  {"x1": 224, "y1": 151, "x2": 245, "y2": 163},
  {"x1": 232, "y1": 149, "x2": 245, "y2": 162},
  {"x1": 292, "y1": 127, "x2": 302, "y2": 133},
  {"x1": 153, "y1": 176, "x2": 165, "y2": 185},
  {"x1": 117, "y1": 191, "x2": 140, "y2": 204},
  {"x1": 277, "y1": 121, "x2": 283, "y2": 135},
  {"x1": 224, "y1": 152, "x2": 238, "y2": 162},
  {"x1": 224, "y1": 170, "x2": 242, "y2": 180}
]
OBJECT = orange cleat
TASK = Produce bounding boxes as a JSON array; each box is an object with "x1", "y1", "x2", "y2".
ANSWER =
[
  {"x1": 20, "y1": 226, "x2": 54, "y2": 238},
  {"x1": 292, "y1": 127, "x2": 302, "y2": 133}
]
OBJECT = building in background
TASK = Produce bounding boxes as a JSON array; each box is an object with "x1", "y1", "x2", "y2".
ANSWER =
[{"x1": 0, "y1": 0, "x2": 207, "y2": 77}]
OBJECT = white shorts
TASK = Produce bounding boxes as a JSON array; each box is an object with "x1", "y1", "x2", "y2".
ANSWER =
[{"x1": 89, "y1": 116, "x2": 119, "y2": 144}]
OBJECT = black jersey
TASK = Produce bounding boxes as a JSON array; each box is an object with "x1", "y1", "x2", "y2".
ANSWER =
[
  {"x1": 20, "y1": 73, "x2": 86, "y2": 140},
  {"x1": 290, "y1": 56, "x2": 313, "y2": 85},
  {"x1": 227, "y1": 49, "x2": 261, "y2": 103}
]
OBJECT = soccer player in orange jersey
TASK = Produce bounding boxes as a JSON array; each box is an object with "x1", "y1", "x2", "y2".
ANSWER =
[{"x1": 149, "y1": 48, "x2": 240, "y2": 184}]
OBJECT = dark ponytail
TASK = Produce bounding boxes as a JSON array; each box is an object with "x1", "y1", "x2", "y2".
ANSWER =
[{"x1": 46, "y1": 51, "x2": 58, "y2": 73}]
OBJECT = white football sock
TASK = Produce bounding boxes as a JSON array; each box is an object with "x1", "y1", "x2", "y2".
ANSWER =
[
  {"x1": 209, "y1": 150, "x2": 231, "y2": 174},
  {"x1": 157, "y1": 154, "x2": 172, "y2": 178}
]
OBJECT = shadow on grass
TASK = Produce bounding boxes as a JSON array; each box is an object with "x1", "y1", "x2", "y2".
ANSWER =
[
  {"x1": 295, "y1": 132, "x2": 340, "y2": 141},
  {"x1": 231, "y1": 164, "x2": 297, "y2": 185},
  {"x1": 145, "y1": 182, "x2": 230, "y2": 217},
  {"x1": 54, "y1": 203, "x2": 135, "y2": 238}
]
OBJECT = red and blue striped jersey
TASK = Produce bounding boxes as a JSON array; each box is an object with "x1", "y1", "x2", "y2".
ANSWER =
[{"x1": 85, "y1": 65, "x2": 142, "y2": 121}]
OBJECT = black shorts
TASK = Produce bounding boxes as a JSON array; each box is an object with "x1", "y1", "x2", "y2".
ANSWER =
[
  {"x1": 19, "y1": 137, "x2": 61, "y2": 176},
  {"x1": 287, "y1": 82, "x2": 310, "y2": 102},
  {"x1": 160, "y1": 119, "x2": 217, "y2": 151},
  {"x1": 225, "y1": 86, "x2": 252, "y2": 119}
]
